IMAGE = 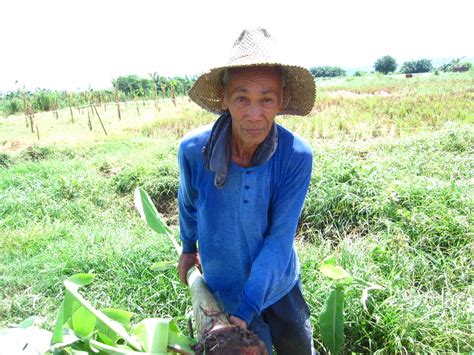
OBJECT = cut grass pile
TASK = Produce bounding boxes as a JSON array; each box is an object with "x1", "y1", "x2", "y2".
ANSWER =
[{"x1": 0, "y1": 72, "x2": 473, "y2": 353}]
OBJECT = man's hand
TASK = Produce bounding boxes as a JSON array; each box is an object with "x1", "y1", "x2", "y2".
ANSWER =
[
  {"x1": 178, "y1": 252, "x2": 201, "y2": 285},
  {"x1": 229, "y1": 315, "x2": 248, "y2": 330}
]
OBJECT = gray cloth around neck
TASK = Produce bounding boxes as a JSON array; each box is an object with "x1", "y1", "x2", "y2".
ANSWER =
[{"x1": 202, "y1": 112, "x2": 278, "y2": 188}]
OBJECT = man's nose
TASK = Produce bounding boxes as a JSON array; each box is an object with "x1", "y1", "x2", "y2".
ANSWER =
[{"x1": 246, "y1": 102, "x2": 263, "y2": 121}]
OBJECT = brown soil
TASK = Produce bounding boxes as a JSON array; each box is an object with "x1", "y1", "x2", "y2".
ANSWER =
[{"x1": 194, "y1": 326, "x2": 268, "y2": 355}]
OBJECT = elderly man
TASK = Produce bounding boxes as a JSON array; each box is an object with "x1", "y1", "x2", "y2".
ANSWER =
[{"x1": 177, "y1": 28, "x2": 316, "y2": 354}]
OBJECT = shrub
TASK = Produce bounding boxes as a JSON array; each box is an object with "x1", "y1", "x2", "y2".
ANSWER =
[
  {"x1": 353, "y1": 70, "x2": 366, "y2": 77},
  {"x1": 438, "y1": 58, "x2": 472, "y2": 72},
  {"x1": 400, "y1": 59, "x2": 433, "y2": 74},
  {"x1": 309, "y1": 66, "x2": 346, "y2": 78},
  {"x1": 20, "y1": 146, "x2": 54, "y2": 161},
  {"x1": 112, "y1": 163, "x2": 179, "y2": 204},
  {"x1": 2, "y1": 97, "x2": 23, "y2": 116},
  {"x1": 452, "y1": 62, "x2": 472, "y2": 72},
  {"x1": 32, "y1": 89, "x2": 55, "y2": 112},
  {"x1": 0, "y1": 152, "x2": 12, "y2": 168}
]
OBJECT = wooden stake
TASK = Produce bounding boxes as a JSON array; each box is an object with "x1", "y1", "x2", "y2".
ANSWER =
[
  {"x1": 114, "y1": 84, "x2": 122, "y2": 120},
  {"x1": 68, "y1": 94, "x2": 75, "y2": 123},
  {"x1": 87, "y1": 107, "x2": 93, "y2": 131},
  {"x1": 116, "y1": 103, "x2": 122, "y2": 120},
  {"x1": 92, "y1": 104, "x2": 107, "y2": 135},
  {"x1": 171, "y1": 86, "x2": 176, "y2": 107},
  {"x1": 29, "y1": 114, "x2": 35, "y2": 134},
  {"x1": 161, "y1": 83, "x2": 167, "y2": 99}
]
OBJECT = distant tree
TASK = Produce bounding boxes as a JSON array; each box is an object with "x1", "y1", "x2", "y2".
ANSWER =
[
  {"x1": 374, "y1": 55, "x2": 397, "y2": 74},
  {"x1": 114, "y1": 75, "x2": 153, "y2": 96},
  {"x1": 309, "y1": 66, "x2": 346, "y2": 78},
  {"x1": 400, "y1": 59, "x2": 433, "y2": 74}
]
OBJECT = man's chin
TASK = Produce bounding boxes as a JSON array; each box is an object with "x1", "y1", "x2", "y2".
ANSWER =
[{"x1": 243, "y1": 130, "x2": 267, "y2": 143}]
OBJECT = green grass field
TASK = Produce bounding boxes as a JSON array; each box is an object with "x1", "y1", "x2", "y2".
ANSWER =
[{"x1": 1, "y1": 72, "x2": 473, "y2": 353}]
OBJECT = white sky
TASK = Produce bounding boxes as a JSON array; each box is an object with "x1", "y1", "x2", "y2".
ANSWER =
[{"x1": 1, "y1": 0, "x2": 472, "y2": 92}]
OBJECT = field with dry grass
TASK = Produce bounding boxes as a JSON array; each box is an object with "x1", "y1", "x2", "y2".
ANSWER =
[{"x1": 1, "y1": 72, "x2": 473, "y2": 353}]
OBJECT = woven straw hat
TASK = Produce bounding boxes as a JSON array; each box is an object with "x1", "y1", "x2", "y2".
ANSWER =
[{"x1": 188, "y1": 28, "x2": 316, "y2": 116}]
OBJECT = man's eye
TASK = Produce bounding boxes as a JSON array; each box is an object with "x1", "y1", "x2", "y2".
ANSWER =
[
  {"x1": 236, "y1": 96, "x2": 248, "y2": 103},
  {"x1": 263, "y1": 98, "x2": 274, "y2": 103}
]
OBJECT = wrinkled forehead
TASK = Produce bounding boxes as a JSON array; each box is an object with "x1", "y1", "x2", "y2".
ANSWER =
[{"x1": 222, "y1": 66, "x2": 284, "y2": 92}]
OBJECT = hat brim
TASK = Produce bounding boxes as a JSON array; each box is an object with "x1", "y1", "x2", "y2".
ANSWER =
[{"x1": 188, "y1": 63, "x2": 316, "y2": 116}]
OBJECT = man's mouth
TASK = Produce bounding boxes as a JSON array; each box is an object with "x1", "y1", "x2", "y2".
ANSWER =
[{"x1": 245, "y1": 128, "x2": 264, "y2": 134}]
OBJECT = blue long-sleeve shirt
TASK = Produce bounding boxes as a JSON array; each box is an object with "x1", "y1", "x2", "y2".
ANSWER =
[{"x1": 178, "y1": 123, "x2": 312, "y2": 324}]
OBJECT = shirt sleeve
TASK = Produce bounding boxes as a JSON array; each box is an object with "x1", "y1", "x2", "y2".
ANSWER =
[
  {"x1": 233, "y1": 146, "x2": 313, "y2": 324},
  {"x1": 177, "y1": 143, "x2": 199, "y2": 254}
]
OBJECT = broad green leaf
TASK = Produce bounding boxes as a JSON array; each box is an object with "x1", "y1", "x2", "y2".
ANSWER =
[
  {"x1": 52, "y1": 291, "x2": 81, "y2": 343},
  {"x1": 89, "y1": 339, "x2": 145, "y2": 354},
  {"x1": 48, "y1": 328, "x2": 80, "y2": 352},
  {"x1": 320, "y1": 286, "x2": 344, "y2": 355},
  {"x1": 96, "y1": 309, "x2": 134, "y2": 346},
  {"x1": 134, "y1": 187, "x2": 182, "y2": 254},
  {"x1": 70, "y1": 306, "x2": 96, "y2": 339},
  {"x1": 132, "y1": 318, "x2": 170, "y2": 353},
  {"x1": 51, "y1": 273, "x2": 143, "y2": 351},
  {"x1": 65, "y1": 283, "x2": 143, "y2": 351},
  {"x1": 319, "y1": 263, "x2": 353, "y2": 282},
  {"x1": 101, "y1": 308, "x2": 134, "y2": 328},
  {"x1": 17, "y1": 315, "x2": 36, "y2": 328},
  {"x1": 150, "y1": 261, "x2": 178, "y2": 272},
  {"x1": 166, "y1": 319, "x2": 195, "y2": 354},
  {"x1": 322, "y1": 255, "x2": 337, "y2": 266},
  {"x1": 168, "y1": 330, "x2": 195, "y2": 354},
  {"x1": 66, "y1": 273, "x2": 96, "y2": 289},
  {"x1": 134, "y1": 187, "x2": 173, "y2": 236},
  {"x1": 96, "y1": 331, "x2": 119, "y2": 347}
]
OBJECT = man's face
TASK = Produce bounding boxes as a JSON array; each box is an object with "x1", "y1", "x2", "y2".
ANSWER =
[{"x1": 222, "y1": 67, "x2": 283, "y2": 148}]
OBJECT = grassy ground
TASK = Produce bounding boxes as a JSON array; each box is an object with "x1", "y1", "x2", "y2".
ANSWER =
[{"x1": 1, "y1": 72, "x2": 473, "y2": 353}]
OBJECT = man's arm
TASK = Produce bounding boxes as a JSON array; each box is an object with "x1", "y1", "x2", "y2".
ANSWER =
[
  {"x1": 177, "y1": 143, "x2": 201, "y2": 284},
  {"x1": 233, "y1": 145, "x2": 313, "y2": 325}
]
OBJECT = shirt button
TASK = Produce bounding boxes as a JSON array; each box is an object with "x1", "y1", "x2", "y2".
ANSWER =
[
  {"x1": 243, "y1": 200, "x2": 249, "y2": 204},
  {"x1": 244, "y1": 185, "x2": 250, "y2": 190}
]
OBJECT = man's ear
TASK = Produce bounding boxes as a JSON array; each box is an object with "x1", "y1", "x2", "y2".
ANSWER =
[{"x1": 221, "y1": 91, "x2": 228, "y2": 110}]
